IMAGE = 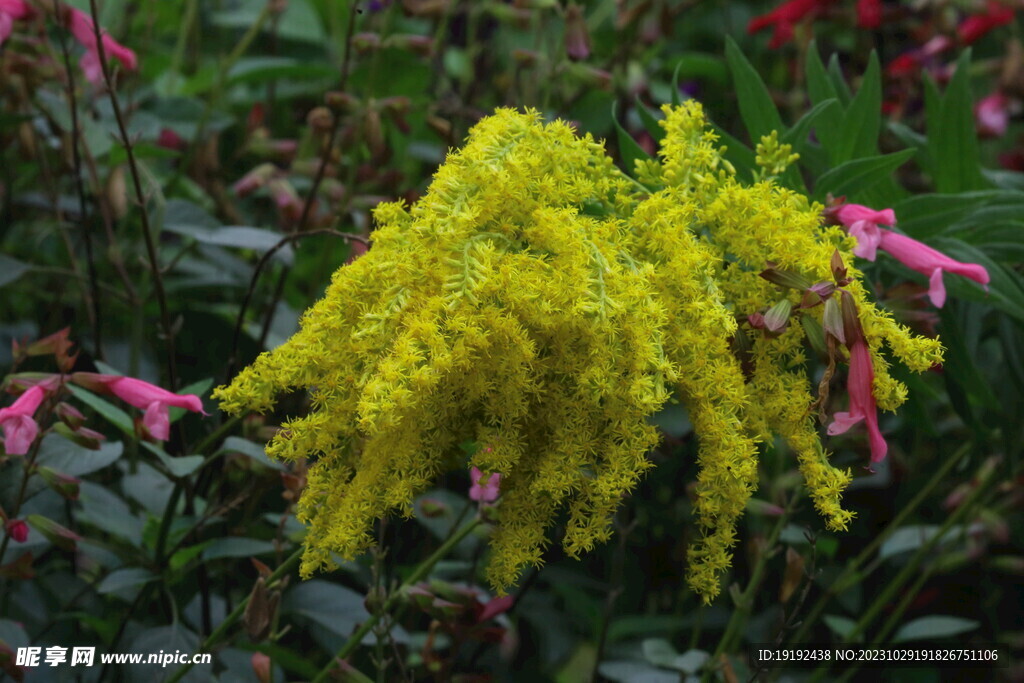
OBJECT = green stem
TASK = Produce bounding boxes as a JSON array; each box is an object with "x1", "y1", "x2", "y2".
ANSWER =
[
  {"x1": 808, "y1": 456, "x2": 998, "y2": 682},
  {"x1": 710, "y1": 507, "x2": 790, "y2": 668},
  {"x1": 309, "y1": 518, "x2": 484, "y2": 683},
  {"x1": 165, "y1": 547, "x2": 304, "y2": 683},
  {"x1": 789, "y1": 443, "x2": 971, "y2": 645}
]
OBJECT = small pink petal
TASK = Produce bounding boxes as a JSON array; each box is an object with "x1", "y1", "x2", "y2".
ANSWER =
[
  {"x1": 928, "y1": 268, "x2": 947, "y2": 308},
  {"x1": 848, "y1": 220, "x2": 881, "y2": 261},
  {"x1": 827, "y1": 411, "x2": 862, "y2": 436},
  {"x1": 2, "y1": 414, "x2": 38, "y2": 455},
  {"x1": 143, "y1": 401, "x2": 171, "y2": 441}
]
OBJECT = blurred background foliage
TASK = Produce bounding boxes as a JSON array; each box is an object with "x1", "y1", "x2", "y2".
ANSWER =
[{"x1": 1, "y1": 0, "x2": 1024, "y2": 680}]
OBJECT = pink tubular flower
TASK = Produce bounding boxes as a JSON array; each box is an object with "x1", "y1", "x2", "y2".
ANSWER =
[
  {"x1": 0, "y1": 0, "x2": 32, "y2": 46},
  {"x1": 747, "y1": 0, "x2": 828, "y2": 49},
  {"x1": 877, "y1": 230, "x2": 990, "y2": 308},
  {"x1": 836, "y1": 202, "x2": 990, "y2": 307},
  {"x1": 0, "y1": 385, "x2": 46, "y2": 455},
  {"x1": 5, "y1": 519, "x2": 29, "y2": 544},
  {"x1": 975, "y1": 92, "x2": 1010, "y2": 138},
  {"x1": 856, "y1": 0, "x2": 882, "y2": 29},
  {"x1": 71, "y1": 373, "x2": 206, "y2": 441},
  {"x1": 65, "y1": 7, "x2": 138, "y2": 84},
  {"x1": 469, "y1": 466, "x2": 501, "y2": 504},
  {"x1": 957, "y1": 1, "x2": 1015, "y2": 45},
  {"x1": 834, "y1": 203, "x2": 895, "y2": 260},
  {"x1": 828, "y1": 336, "x2": 887, "y2": 464}
]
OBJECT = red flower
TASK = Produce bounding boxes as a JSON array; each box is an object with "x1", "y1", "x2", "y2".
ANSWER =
[
  {"x1": 65, "y1": 7, "x2": 138, "y2": 84},
  {"x1": 747, "y1": 0, "x2": 829, "y2": 49},
  {"x1": 5, "y1": 519, "x2": 29, "y2": 544},
  {"x1": 71, "y1": 373, "x2": 206, "y2": 441},
  {"x1": 856, "y1": 0, "x2": 882, "y2": 28},
  {"x1": 957, "y1": 1, "x2": 1015, "y2": 45},
  {"x1": 0, "y1": 385, "x2": 46, "y2": 455},
  {"x1": 876, "y1": 230, "x2": 990, "y2": 308},
  {"x1": 469, "y1": 466, "x2": 501, "y2": 504},
  {"x1": 0, "y1": 0, "x2": 33, "y2": 46},
  {"x1": 975, "y1": 92, "x2": 1010, "y2": 138},
  {"x1": 835, "y1": 203, "x2": 989, "y2": 307},
  {"x1": 828, "y1": 336, "x2": 887, "y2": 464}
]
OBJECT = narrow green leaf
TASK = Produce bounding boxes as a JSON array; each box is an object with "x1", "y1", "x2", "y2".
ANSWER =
[
  {"x1": 827, "y1": 54, "x2": 853, "y2": 105},
  {"x1": 893, "y1": 616, "x2": 979, "y2": 643},
  {"x1": 0, "y1": 254, "x2": 31, "y2": 288},
  {"x1": 926, "y1": 51, "x2": 989, "y2": 193},
  {"x1": 635, "y1": 98, "x2": 665, "y2": 143},
  {"x1": 671, "y1": 60, "x2": 684, "y2": 107},
  {"x1": 836, "y1": 51, "x2": 881, "y2": 161},
  {"x1": 97, "y1": 567, "x2": 157, "y2": 595},
  {"x1": 724, "y1": 35, "x2": 784, "y2": 143},
  {"x1": 805, "y1": 42, "x2": 838, "y2": 106},
  {"x1": 66, "y1": 385, "x2": 133, "y2": 436},
  {"x1": 142, "y1": 442, "x2": 206, "y2": 478},
  {"x1": 814, "y1": 149, "x2": 915, "y2": 200},
  {"x1": 782, "y1": 98, "x2": 839, "y2": 151},
  {"x1": 612, "y1": 101, "x2": 651, "y2": 176}
]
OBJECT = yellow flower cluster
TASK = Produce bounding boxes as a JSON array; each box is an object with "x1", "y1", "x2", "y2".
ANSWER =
[{"x1": 214, "y1": 103, "x2": 942, "y2": 602}]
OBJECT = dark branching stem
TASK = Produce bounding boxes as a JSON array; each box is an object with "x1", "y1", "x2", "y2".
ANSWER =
[
  {"x1": 55, "y1": 28, "x2": 103, "y2": 360},
  {"x1": 248, "y1": 1, "x2": 364, "y2": 369},
  {"x1": 87, "y1": 0, "x2": 178, "y2": 390},
  {"x1": 226, "y1": 229, "x2": 369, "y2": 380},
  {"x1": 592, "y1": 515, "x2": 639, "y2": 681}
]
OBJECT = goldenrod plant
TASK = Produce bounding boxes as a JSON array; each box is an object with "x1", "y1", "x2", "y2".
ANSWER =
[{"x1": 215, "y1": 102, "x2": 945, "y2": 602}]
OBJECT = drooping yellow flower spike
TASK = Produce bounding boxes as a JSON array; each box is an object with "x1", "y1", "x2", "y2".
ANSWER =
[{"x1": 214, "y1": 103, "x2": 943, "y2": 602}]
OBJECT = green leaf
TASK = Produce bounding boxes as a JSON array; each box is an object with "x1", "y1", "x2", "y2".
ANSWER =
[
  {"x1": 805, "y1": 42, "x2": 838, "y2": 106},
  {"x1": 724, "y1": 35, "x2": 784, "y2": 144},
  {"x1": 712, "y1": 123, "x2": 757, "y2": 182},
  {"x1": 836, "y1": 51, "x2": 881, "y2": 162},
  {"x1": 170, "y1": 542, "x2": 210, "y2": 572},
  {"x1": 893, "y1": 616, "x2": 980, "y2": 643},
  {"x1": 642, "y1": 638, "x2": 679, "y2": 667},
  {"x1": 0, "y1": 254, "x2": 31, "y2": 288},
  {"x1": 813, "y1": 149, "x2": 915, "y2": 200},
  {"x1": 222, "y1": 435, "x2": 286, "y2": 471},
  {"x1": 211, "y1": 0, "x2": 325, "y2": 44},
  {"x1": 227, "y1": 57, "x2": 336, "y2": 86},
  {"x1": 97, "y1": 567, "x2": 158, "y2": 595},
  {"x1": 782, "y1": 98, "x2": 839, "y2": 152},
  {"x1": 670, "y1": 60, "x2": 684, "y2": 107},
  {"x1": 823, "y1": 614, "x2": 858, "y2": 639},
  {"x1": 281, "y1": 580, "x2": 371, "y2": 640},
  {"x1": 926, "y1": 51, "x2": 989, "y2": 193},
  {"x1": 66, "y1": 384, "x2": 133, "y2": 436},
  {"x1": 202, "y1": 537, "x2": 277, "y2": 561},
  {"x1": 635, "y1": 98, "x2": 665, "y2": 143},
  {"x1": 77, "y1": 481, "x2": 143, "y2": 546},
  {"x1": 36, "y1": 435, "x2": 123, "y2": 477},
  {"x1": 827, "y1": 54, "x2": 853, "y2": 105},
  {"x1": 141, "y1": 442, "x2": 205, "y2": 478},
  {"x1": 612, "y1": 101, "x2": 651, "y2": 176}
]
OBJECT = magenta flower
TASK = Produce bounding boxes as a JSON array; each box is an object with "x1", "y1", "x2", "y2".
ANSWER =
[
  {"x1": 65, "y1": 7, "x2": 138, "y2": 85},
  {"x1": 834, "y1": 203, "x2": 895, "y2": 260},
  {"x1": 855, "y1": 0, "x2": 882, "y2": 29},
  {"x1": 0, "y1": 385, "x2": 46, "y2": 455},
  {"x1": 975, "y1": 92, "x2": 1010, "y2": 138},
  {"x1": 747, "y1": 0, "x2": 827, "y2": 49},
  {"x1": 71, "y1": 373, "x2": 206, "y2": 441},
  {"x1": 469, "y1": 466, "x2": 501, "y2": 504},
  {"x1": 876, "y1": 230, "x2": 990, "y2": 308},
  {"x1": 5, "y1": 519, "x2": 29, "y2": 544},
  {"x1": 828, "y1": 337, "x2": 887, "y2": 464},
  {"x1": 0, "y1": 0, "x2": 32, "y2": 46},
  {"x1": 835, "y1": 203, "x2": 989, "y2": 307},
  {"x1": 957, "y1": 1, "x2": 1014, "y2": 45}
]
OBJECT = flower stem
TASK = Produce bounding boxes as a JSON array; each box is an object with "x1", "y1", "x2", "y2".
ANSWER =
[{"x1": 309, "y1": 517, "x2": 484, "y2": 683}]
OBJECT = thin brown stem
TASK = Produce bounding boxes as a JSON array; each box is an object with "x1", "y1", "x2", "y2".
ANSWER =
[
  {"x1": 225, "y1": 229, "x2": 369, "y2": 380},
  {"x1": 86, "y1": 0, "x2": 178, "y2": 389}
]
